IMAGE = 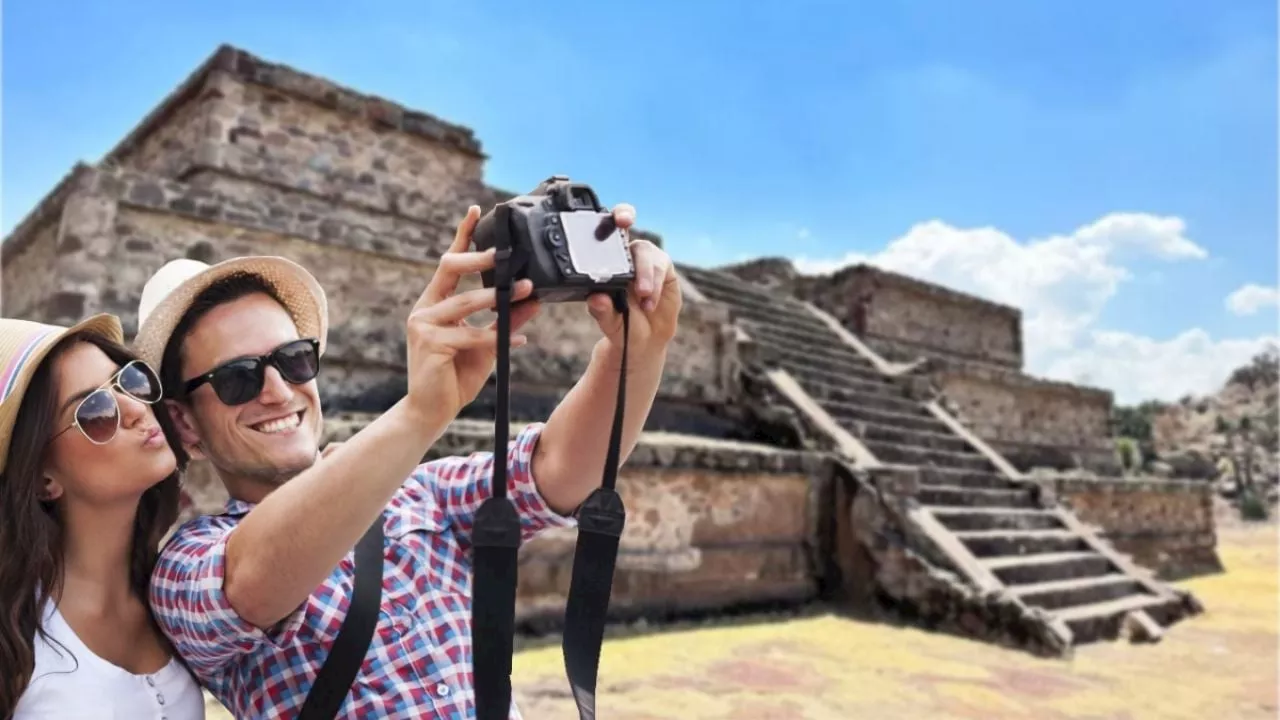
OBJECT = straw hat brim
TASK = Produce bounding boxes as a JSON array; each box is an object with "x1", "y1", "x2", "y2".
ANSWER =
[
  {"x1": 0, "y1": 313, "x2": 124, "y2": 475},
  {"x1": 132, "y1": 256, "x2": 329, "y2": 372}
]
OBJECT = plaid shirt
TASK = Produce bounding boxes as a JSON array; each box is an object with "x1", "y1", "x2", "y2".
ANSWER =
[{"x1": 149, "y1": 423, "x2": 576, "y2": 720}]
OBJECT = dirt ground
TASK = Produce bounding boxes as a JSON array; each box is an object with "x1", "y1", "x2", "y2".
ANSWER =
[
  {"x1": 201, "y1": 520, "x2": 1277, "y2": 719},
  {"x1": 511, "y1": 522, "x2": 1279, "y2": 720}
]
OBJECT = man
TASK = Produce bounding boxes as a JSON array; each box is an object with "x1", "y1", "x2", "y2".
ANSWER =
[{"x1": 136, "y1": 202, "x2": 681, "y2": 719}]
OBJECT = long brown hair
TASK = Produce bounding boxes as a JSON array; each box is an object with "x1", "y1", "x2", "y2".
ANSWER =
[{"x1": 0, "y1": 331, "x2": 188, "y2": 718}]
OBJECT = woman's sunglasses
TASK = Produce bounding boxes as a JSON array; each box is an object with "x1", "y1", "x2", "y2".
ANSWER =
[
  {"x1": 183, "y1": 338, "x2": 321, "y2": 407},
  {"x1": 53, "y1": 360, "x2": 164, "y2": 445}
]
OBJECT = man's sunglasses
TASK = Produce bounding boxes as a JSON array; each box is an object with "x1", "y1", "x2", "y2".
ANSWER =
[
  {"x1": 183, "y1": 338, "x2": 321, "y2": 407},
  {"x1": 52, "y1": 360, "x2": 164, "y2": 445}
]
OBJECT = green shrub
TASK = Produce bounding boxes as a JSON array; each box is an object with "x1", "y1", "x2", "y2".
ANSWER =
[
  {"x1": 1116, "y1": 438, "x2": 1138, "y2": 474},
  {"x1": 1238, "y1": 488, "x2": 1271, "y2": 522}
]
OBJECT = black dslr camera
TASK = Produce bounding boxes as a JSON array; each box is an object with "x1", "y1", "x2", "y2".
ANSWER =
[{"x1": 472, "y1": 175, "x2": 635, "y2": 303}]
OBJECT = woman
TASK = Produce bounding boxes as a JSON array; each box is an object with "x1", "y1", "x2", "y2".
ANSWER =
[{"x1": 0, "y1": 314, "x2": 204, "y2": 719}]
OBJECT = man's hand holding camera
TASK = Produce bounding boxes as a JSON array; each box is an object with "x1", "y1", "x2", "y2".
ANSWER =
[
  {"x1": 584, "y1": 202, "x2": 683, "y2": 368},
  {"x1": 402, "y1": 200, "x2": 681, "y2": 429},
  {"x1": 397, "y1": 194, "x2": 680, "y2": 514}
]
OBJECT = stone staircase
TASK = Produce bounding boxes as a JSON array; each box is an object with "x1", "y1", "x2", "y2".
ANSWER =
[{"x1": 678, "y1": 263, "x2": 1201, "y2": 650}]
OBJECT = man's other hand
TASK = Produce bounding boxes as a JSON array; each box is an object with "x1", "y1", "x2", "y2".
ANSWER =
[
  {"x1": 586, "y1": 204, "x2": 682, "y2": 361},
  {"x1": 404, "y1": 205, "x2": 541, "y2": 424}
]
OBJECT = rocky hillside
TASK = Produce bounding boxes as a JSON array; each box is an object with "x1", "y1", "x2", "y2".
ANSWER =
[{"x1": 1129, "y1": 348, "x2": 1280, "y2": 488}]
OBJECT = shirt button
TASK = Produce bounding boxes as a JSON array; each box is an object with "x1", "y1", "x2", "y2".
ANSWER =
[
  {"x1": 146, "y1": 676, "x2": 156, "y2": 687},
  {"x1": 435, "y1": 683, "x2": 450, "y2": 698}
]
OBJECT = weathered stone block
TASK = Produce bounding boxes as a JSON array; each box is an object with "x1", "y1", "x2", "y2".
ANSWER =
[{"x1": 1045, "y1": 472, "x2": 1221, "y2": 579}]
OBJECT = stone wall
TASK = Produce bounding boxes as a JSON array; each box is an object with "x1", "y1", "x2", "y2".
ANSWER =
[
  {"x1": 100, "y1": 47, "x2": 490, "y2": 264},
  {"x1": 1, "y1": 215, "x2": 59, "y2": 318},
  {"x1": 1041, "y1": 474, "x2": 1221, "y2": 580},
  {"x1": 2, "y1": 164, "x2": 738, "y2": 424},
  {"x1": 937, "y1": 364, "x2": 1121, "y2": 475},
  {"x1": 799, "y1": 264, "x2": 1024, "y2": 370},
  {"x1": 105, "y1": 73, "x2": 219, "y2": 180},
  {"x1": 332, "y1": 417, "x2": 823, "y2": 623}
]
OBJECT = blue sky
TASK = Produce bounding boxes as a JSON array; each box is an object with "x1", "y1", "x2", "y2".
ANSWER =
[{"x1": 2, "y1": 0, "x2": 1276, "y2": 402}]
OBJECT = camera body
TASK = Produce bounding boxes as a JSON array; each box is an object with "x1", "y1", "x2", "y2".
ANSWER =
[{"x1": 471, "y1": 175, "x2": 634, "y2": 303}]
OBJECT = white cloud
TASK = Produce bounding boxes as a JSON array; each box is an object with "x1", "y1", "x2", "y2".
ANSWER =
[
  {"x1": 1226, "y1": 283, "x2": 1280, "y2": 316},
  {"x1": 1043, "y1": 329, "x2": 1278, "y2": 404},
  {"x1": 794, "y1": 212, "x2": 1206, "y2": 360},
  {"x1": 789, "y1": 212, "x2": 1272, "y2": 404}
]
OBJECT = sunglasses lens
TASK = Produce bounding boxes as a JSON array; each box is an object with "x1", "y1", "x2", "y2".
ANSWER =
[
  {"x1": 275, "y1": 340, "x2": 320, "y2": 384},
  {"x1": 210, "y1": 360, "x2": 265, "y2": 406},
  {"x1": 76, "y1": 389, "x2": 119, "y2": 443},
  {"x1": 120, "y1": 362, "x2": 162, "y2": 403}
]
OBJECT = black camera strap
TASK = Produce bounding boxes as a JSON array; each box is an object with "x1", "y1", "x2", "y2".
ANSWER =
[
  {"x1": 297, "y1": 516, "x2": 384, "y2": 720},
  {"x1": 471, "y1": 204, "x2": 629, "y2": 720},
  {"x1": 562, "y1": 290, "x2": 629, "y2": 720},
  {"x1": 472, "y1": 204, "x2": 525, "y2": 720}
]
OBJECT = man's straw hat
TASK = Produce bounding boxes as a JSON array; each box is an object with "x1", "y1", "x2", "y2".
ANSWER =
[
  {"x1": 132, "y1": 256, "x2": 329, "y2": 371},
  {"x1": 0, "y1": 314, "x2": 124, "y2": 475}
]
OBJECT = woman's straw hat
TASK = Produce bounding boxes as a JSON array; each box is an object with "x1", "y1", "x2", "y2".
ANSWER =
[
  {"x1": 132, "y1": 256, "x2": 329, "y2": 370},
  {"x1": 0, "y1": 314, "x2": 124, "y2": 475}
]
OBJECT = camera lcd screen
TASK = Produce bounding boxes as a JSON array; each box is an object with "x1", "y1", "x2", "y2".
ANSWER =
[{"x1": 559, "y1": 211, "x2": 633, "y2": 282}]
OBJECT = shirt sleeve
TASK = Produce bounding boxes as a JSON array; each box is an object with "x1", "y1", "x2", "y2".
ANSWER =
[
  {"x1": 410, "y1": 422, "x2": 577, "y2": 551},
  {"x1": 148, "y1": 518, "x2": 307, "y2": 682}
]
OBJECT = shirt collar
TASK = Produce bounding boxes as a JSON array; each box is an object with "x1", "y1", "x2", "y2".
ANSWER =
[{"x1": 221, "y1": 496, "x2": 258, "y2": 517}]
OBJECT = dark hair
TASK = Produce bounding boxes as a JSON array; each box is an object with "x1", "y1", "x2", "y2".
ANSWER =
[
  {"x1": 159, "y1": 271, "x2": 287, "y2": 401},
  {"x1": 0, "y1": 332, "x2": 187, "y2": 717}
]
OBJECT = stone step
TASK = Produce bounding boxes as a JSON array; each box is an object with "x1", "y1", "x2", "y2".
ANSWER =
[
  {"x1": 681, "y1": 266, "x2": 795, "y2": 308},
  {"x1": 730, "y1": 302, "x2": 834, "y2": 338},
  {"x1": 852, "y1": 422, "x2": 973, "y2": 454},
  {"x1": 918, "y1": 467, "x2": 1019, "y2": 491},
  {"x1": 681, "y1": 274, "x2": 833, "y2": 336},
  {"x1": 919, "y1": 485, "x2": 1037, "y2": 509},
  {"x1": 930, "y1": 507, "x2": 1064, "y2": 532},
  {"x1": 1056, "y1": 594, "x2": 1176, "y2": 645},
  {"x1": 823, "y1": 401, "x2": 949, "y2": 433},
  {"x1": 797, "y1": 379, "x2": 927, "y2": 417},
  {"x1": 785, "y1": 362, "x2": 901, "y2": 392},
  {"x1": 755, "y1": 344, "x2": 888, "y2": 386},
  {"x1": 984, "y1": 551, "x2": 1113, "y2": 586},
  {"x1": 1010, "y1": 574, "x2": 1145, "y2": 611},
  {"x1": 954, "y1": 529, "x2": 1087, "y2": 557},
  {"x1": 740, "y1": 319, "x2": 847, "y2": 356},
  {"x1": 862, "y1": 440, "x2": 993, "y2": 472},
  {"x1": 790, "y1": 366, "x2": 907, "y2": 399},
  {"x1": 747, "y1": 326, "x2": 883, "y2": 374}
]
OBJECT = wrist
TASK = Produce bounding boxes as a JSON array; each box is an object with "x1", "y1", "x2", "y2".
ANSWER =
[
  {"x1": 389, "y1": 397, "x2": 452, "y2": 447},
  {"x1": 593, "y1": 337, "x2": 668, "y2": 376}
]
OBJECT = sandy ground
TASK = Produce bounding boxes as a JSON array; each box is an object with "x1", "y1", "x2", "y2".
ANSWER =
[
  {"x1": 510, "y1": 522, "x2": 1279, "y2": 720},
  {"x1": 203, "y1": 521, "x2": 1277, "y2": 719}
]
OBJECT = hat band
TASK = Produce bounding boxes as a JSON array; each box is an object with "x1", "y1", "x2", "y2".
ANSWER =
[{"x1": 0, "y1": 327, "x2": 56, "y2": 404}]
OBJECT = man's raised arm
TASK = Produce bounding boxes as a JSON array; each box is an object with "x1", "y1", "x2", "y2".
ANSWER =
[
  {"x1": 532, "y1": 226, "x2": 684, "y2": 515},
  {"x1": 220, "y1": 207, "x2": 543, "y2": 629}
]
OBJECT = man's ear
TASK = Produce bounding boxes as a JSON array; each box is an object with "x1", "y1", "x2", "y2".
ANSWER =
[{"x1": 164, "y1": 399, "x2": 207, "y2": 461}]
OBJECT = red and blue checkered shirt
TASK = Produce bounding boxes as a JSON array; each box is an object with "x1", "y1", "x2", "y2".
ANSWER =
[{"x1": 149, "y1": 423, "x2": 576, "y2": 719}]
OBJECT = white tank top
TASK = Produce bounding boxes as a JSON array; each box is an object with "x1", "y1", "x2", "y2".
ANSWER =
[{"x1": 13, "y1": 597, "x2": 205, "y2": 720}]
